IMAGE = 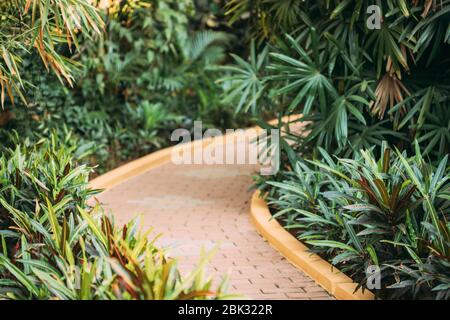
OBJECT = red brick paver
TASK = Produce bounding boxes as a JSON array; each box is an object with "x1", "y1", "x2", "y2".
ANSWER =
[{"x1": 96, "y1": 142, "x2": 332, "y2": 300}]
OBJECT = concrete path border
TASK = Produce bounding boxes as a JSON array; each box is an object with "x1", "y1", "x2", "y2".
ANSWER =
[{"x1": 250, "y1": 191, "x2": 375, "y2": 300}]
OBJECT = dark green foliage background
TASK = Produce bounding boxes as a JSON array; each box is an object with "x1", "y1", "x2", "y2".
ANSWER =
[
  {"x1": 221, "y1": 0, "x2": 450, "y2": 299},
  {"x1": 0, "y1": 0, "x2": 449, "y2": 300},
  {"x1": 0, "y1": 0, "x2": 249, "y2": 173}
]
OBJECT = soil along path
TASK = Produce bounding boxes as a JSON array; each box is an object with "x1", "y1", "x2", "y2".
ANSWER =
[{"x1": 95, "y1": 128, "x2": 332, "y2": 300}]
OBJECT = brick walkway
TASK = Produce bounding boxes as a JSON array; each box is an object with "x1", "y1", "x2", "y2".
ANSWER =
[{"x1": 96, "y1": 141, "x2": 332, "y2": 300}]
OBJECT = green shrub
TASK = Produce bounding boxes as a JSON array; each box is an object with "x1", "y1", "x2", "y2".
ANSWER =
[
  {"x1": 0, "y1": 0, "x2": 102, "y2": 103},
  {"x1": 222, "y1": 1, "x2": 450, "y2": 162},
  {"x1": 268, "y1": 144, "x2": 450, "y2": 299},
  {"x1": 1, "y1": 0, "x2": 249, "y2": 172},
  {"x1": 222, "y1": 1, "x2": 450, "y2": 300},
  {"x1": 0, "y1": 134, "x2": 233, "y2": 300}
]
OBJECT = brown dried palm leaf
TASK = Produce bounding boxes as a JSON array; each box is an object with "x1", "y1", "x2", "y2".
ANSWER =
[
  {"x1": 0, "y1": 110, "x2": 13, "y2": 126},
  {"x1": 370, "y1": 73, "x2": 411, "y2": 119},
  {"x1": 412, "y1": 0, "x2": 435, "y2": 18}
]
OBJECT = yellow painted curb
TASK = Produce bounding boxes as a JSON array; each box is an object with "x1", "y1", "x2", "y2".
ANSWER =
[
  {"x1": 89, "y1": 115, "x2": 304, "y2": 191},
  {"x1": 89, "y1": 137, "x2": 214, "y2": 190},
  {"x1": 250, "y1": 190, "x2": 375, "y2": 300}
]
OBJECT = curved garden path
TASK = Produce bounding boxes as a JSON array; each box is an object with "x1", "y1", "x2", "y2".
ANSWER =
[{"x1": 96, "y1": 134, "x2": 332, "y2": 300}]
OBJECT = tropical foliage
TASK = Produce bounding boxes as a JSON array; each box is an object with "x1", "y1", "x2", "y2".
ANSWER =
[
  {"x1": 268, "y1": 144, "x2": 450, "y2": 299},
  {"x1": 0, "y1": 133, "x2": 232, "y2": 300},
  {"x1": 1, "y1": 0, "x2": 449, "y2": 301},
  {"x1": 1, "y1": 0, "x2": 249, "y2": 172},
  {"x1": 221, "y1": 0, "x2": 450, "y2": 300},
  {"x1": 222, "y1": 0, "x2": 450, "y2": 161},
  {"x1": 0, "y1": 0, "x2": 241, "y2": 300},
  {"x1": 0, "y1": 0, "x2": 103, "y2": 106}
]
